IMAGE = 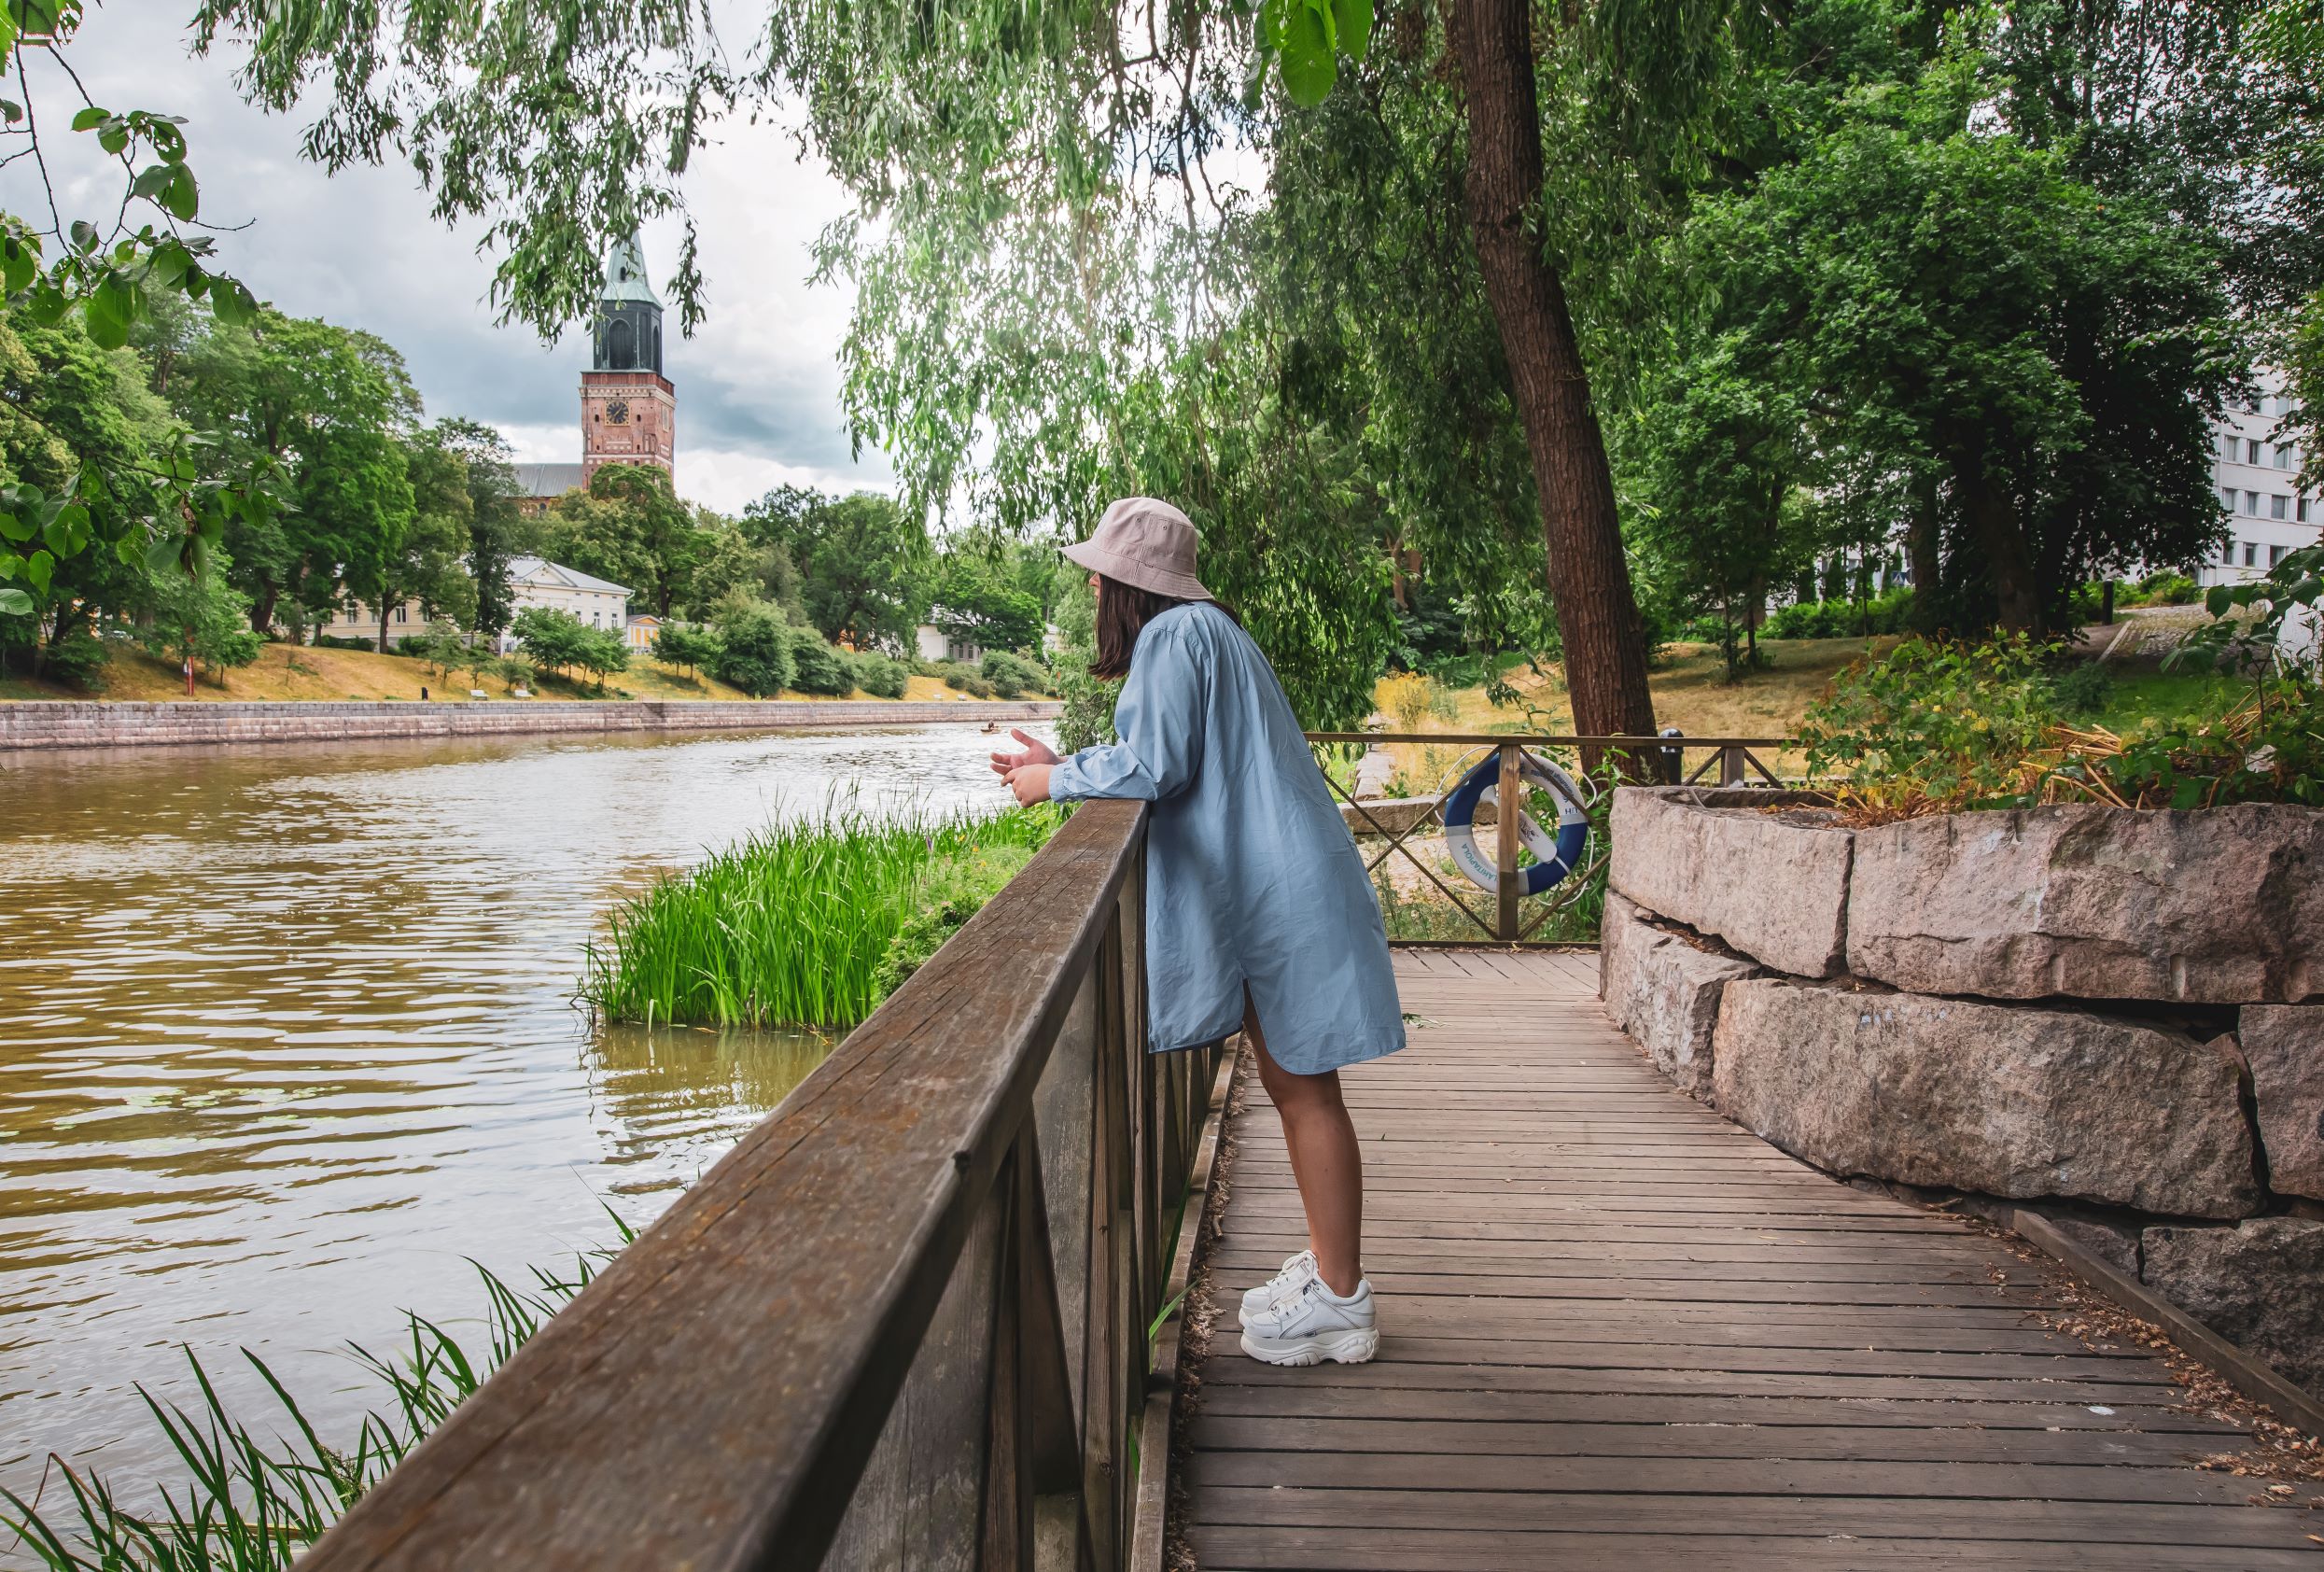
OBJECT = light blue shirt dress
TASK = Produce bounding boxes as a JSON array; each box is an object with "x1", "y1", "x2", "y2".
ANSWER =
[{"x1": 1047, "y1": 602, "x2": 1407, "y2": 1075}]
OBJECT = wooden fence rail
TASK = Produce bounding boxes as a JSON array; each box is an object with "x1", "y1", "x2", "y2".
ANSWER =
[
  {"x1": 299, "y1": 799, "x2": 1222, "y2": 1572},
  {"x1": 1313, "y1": 732, "x2": 1792, "y2": 942}
]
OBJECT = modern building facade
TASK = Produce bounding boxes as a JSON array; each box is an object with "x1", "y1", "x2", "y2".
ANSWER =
[{"x1": 2205, "y1": 371, "x2": 2321, "y2": 588}]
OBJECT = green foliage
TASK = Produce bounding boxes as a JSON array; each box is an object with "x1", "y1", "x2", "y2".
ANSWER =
[
  {"x1": 784, "y1": 625, "x2": 855, "y2": 695},
  {"x1": 40, "y1": 627, "x2": 109, "y2": 690},
  {"x1": 1801, "y1": 634, "x2": 2324, "y2": 811},
  {"x1": 933, "y1": 659, "x2": 995, "y2": 699},
  {"x1": 581, "y1": 804, "x2": 1061, "y2": 1028},
  {"x1": 979, "y1": 648, "x2": 1044, "y2": 699},
  {"x1": 138, "y1": 549, "x2": 263, "y2": 680},
  {"x1": 399, "y1": 620, "x2": 469, "y2": 680},
  {"x1": 2178, "y1": 544, "x2": 2324, "y2": 670},
  {"x1": 1799, "y1": 637, "x2": 2065, "y2": 807},
  {"x1": 2048, "y1": 659, "x2": 2116, "y2": 719},
  {"x1": 706, "y1": 601, "x2": 793, "y2": 696},
  {"x1": 848, "y1": 647, "x2": 909, "y2": 698},
  {"x1": 742, "y1": 488, "x2": 930, "y2": 651},
  {"x1": 931, "y1": 543, "x2": 1044, "y2": 653},
  {"x1": 872, "y1": 844, "x2": 1039, "y2": 995},
  {"x1": 651, "y1": 621, "x2": 721, "y2": 678},
  {"x1": 0, "y1": 1228, "x2": 631, "y2": 1572},
  {"x1": 2118, "y1": 571, "x2": 2198, "y2": 609},
  {"x1": 535, "y1": 464, "x2": 743, "y2": 622},
  {"x1": 1762, "y1": 588, "x2": 1917, "y2": 640},
  {"x1": 510, "y1": 606, "x2": 625, "y2": 688}
]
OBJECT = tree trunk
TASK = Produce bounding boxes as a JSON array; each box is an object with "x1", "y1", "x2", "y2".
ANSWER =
[
  {"x1": 1449, "y1": 0, "x2": 1657, "y2": 765},
  {"x1": 251, "y1": 578, "x2": 281, "y2": 639},
  {"x1": 1906, "y1": 470, "x2": 1941, "y2": 634},
  {"x1": 1951, "y1": 435, "x2": 2041, "y2": 634}
]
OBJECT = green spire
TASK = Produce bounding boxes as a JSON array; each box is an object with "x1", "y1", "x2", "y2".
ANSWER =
[{"x1": 602, "y1": 235, "x2": 660, "y2": 307}]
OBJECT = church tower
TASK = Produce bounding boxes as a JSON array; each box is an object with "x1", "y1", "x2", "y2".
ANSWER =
[{"x1": 581, "y1": 236, "x2": 677, "y2": 484}]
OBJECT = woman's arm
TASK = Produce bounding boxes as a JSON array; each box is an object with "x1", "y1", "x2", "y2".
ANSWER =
[{"x1": 1041, "y1": 625, "x2": 1207, "y2": 804}]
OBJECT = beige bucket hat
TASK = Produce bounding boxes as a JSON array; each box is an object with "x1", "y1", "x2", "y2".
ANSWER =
[{"x1": 1061, "y1": 497, "x2": 1213, "y2": 602}]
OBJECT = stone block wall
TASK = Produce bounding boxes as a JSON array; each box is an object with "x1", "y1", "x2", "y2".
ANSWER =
[
  {"x1": 0, "y1": 698, "x2": 1061, "y2": 751},
  {"x1": 1603, "y1": 786, "x2": 2324, "y2": 1398}
]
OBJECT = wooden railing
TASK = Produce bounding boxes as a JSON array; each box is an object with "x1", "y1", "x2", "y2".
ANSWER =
[
  {"x1": 1312, "y1": 732, "x2": 1791, "y2": 942},
  {"x1": 299, "y1": 799, "x2": 1227, "y2": 1571}
]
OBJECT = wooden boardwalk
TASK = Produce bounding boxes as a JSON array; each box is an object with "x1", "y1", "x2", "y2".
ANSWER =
[{"x1": 1181, "y1": 948, "x2": 2321, "y2": 1569}]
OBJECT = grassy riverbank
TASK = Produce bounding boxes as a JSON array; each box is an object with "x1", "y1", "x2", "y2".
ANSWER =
[{"x1": 581, "y1": 803, "x2": 1062, "y2": 1029}]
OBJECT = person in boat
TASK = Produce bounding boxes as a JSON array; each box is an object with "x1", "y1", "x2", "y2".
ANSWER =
[{"x1": 991, "y1": 497, "x2": 1405, "y2": 1366}]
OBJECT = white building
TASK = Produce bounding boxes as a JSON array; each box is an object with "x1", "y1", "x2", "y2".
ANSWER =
[
  {"x1": 497, "y1": 556, "x2": 635, "y2": 653},
  {"x1": 915, "y1": 617, "x2": 986, "y2": 665},
  {"x1": 2205, "y1": 372, "x2": 2322, "y2": 589}
]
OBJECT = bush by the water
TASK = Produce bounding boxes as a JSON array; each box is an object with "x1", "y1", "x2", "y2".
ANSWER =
[
  {"x1": 581, "y1": 803, "x2": 1060, "y2": 1028},
  {"x1": 979, "y1": 648, "x2": 1045, "y2": 698},
  {"x1": 933, "y1": 659, "x2": 995, "y2": 697},
  {"x1": 849, "y1": 648, "x2": 910, "y2": 698},
  {"x1": 708, "y1": 602, "x2": 793, "y2": 695},
  {"x1": 871, "y1": 842, "x2": 1039, "y2": 994},
  {"x1": 786, "y1": 625, "x2": 856, "y2": 695}
]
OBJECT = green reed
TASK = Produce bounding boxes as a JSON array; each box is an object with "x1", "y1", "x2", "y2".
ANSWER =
[
  {"x1": 580, "y1": 802, "x2": 1061, "y2": 1030},
  {"x1": 2, "y1": 1218, "x2": 635, "y2": 1572}
]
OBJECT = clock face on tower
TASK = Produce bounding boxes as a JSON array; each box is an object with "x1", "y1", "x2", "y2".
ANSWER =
[{"x1": 606, "y1": 400, "x2": 630, "y2": 425}]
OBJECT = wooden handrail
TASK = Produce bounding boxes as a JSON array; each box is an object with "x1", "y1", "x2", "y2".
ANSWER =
[
  {"x1": 1303, "y1": 731, "x2": 1792, "y2": 746},
  {"x1": 298, "y1": 799, "x2": 1221, "y2": 1571}
]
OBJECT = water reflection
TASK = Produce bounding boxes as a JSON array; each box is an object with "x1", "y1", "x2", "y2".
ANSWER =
[{"x1": 0, "y1": 723, "x2": 1026, "y2": 1515}]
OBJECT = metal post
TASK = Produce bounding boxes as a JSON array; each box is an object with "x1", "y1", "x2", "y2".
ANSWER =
[
  {"x1": 1721, "y1": 744, "x2": 1745, "y2": 787},
  {"x1": 1495, "y1": 742, "x2": 1520, "y2": 942}
]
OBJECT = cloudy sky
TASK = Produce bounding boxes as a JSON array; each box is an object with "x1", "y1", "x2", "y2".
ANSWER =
[{"x1": 16, "y1": 6, "x2": 890, "y2": 514}]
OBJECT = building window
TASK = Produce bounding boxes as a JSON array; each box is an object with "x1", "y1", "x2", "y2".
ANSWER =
[
  {"x1": 2275, "y1": 495, "x2": 2290, "y2": 519},
  {"x1": 2271, "y1": 544, "x2": 2288, "y2": 567},
  {"x1": 2277, "y1": 444, "x2": 2294, "y2": 469},
  {"x1": 2221, "y1": 541, "x2": 2236, "y2": 566},
  {"x1": 2303, "y1": 498, "x2": 2312, "y2": 524},
  {"x1": 2221, "y1": 433, "x2": 2237, "y2": 459},
  {"x1": 2249, "y1": 439, "x2": 2264, "y2": 463},
  {"x1": 2246, "y1": 542, "x2": 2259, "y2": 567},
  {"x1": 2247, "y1": 491, "x2": 2261, "y2": 514},
  {"x1": 2222, "y1": 486, "x2": 2237, "y2": 511},
  {"x1": 394, "y1": 606, "x2": 408, "y2": 624}
]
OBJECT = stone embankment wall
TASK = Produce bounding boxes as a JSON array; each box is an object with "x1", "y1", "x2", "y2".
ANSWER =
[
  {"x1": 1603, "y1": 785, "x2": 2324, "y2": 1397},
  {"x1": 0, "y1": 698, "x2": 1061, "y2": 751}
]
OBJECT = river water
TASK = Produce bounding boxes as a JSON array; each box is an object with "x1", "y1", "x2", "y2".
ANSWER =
[{"x1": 0, "y1": 723, "x2": 1030, "y2": 1521}]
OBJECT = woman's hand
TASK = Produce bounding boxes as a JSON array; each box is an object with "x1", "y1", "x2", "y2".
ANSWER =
[
  {"x1": 989, "y1": 727, "x2": 1061, "y2": 777},
  {"x1": 1003, "y1": 764, "x2": 1055, "y2": 806}
]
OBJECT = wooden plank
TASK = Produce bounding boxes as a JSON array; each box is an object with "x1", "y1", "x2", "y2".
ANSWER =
[{"x1": 1166, "y1": 947, "x2": 2311, "y2": 1567}]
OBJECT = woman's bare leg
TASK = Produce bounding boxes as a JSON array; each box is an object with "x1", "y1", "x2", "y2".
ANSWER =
[{"x1": 1247, "y1": 997, "x2": 1365, "y2": 1297}]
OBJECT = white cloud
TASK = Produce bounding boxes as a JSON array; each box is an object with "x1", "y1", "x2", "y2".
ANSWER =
[{"x1": 3, "y1": 7, "x2": 890, "y2": 511}]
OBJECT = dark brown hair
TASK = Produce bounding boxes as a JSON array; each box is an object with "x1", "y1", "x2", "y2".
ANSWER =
[{"x1": 1089, "y1": 575, "x2": 1238, "y2": 680}]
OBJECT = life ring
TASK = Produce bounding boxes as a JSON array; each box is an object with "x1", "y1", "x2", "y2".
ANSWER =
[{"x1": 1440, "y1": 753, "x2": 1591, "y2": 896}]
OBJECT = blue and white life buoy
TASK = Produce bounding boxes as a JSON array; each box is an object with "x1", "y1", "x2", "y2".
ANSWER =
[{"x1": 1440, "y1": 753, "x2": 1591, "y2": 897}]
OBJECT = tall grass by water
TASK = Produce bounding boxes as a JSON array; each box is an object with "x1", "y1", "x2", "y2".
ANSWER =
[
  {"x1": 2, "y1": 1220, "x2": 634, "y2": 1572},
  {"x1": 581, "y1": 802, "x2": 1062, "y2": 1030}
]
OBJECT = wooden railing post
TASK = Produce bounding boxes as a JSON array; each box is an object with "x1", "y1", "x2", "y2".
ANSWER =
[
  {"x1": 1721, "y1": 743, "x2": 1746, "y2": 787},
  {"x1": 1494, "y1": 741, "x2": 1520, "y2": 941}
]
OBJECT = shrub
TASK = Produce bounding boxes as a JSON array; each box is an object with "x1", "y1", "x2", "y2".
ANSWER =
[
  {"x1": 849, "y1": 649, "x2": 910, "y2": 698},
  {"x1": 1799, "y1": 636, "x2": 2061, "y2": 808},
  {"x1": 2048, "y1": 659, "x2": 2115, "y2": 717},
  {"x1": 1763, "y1": 585, "x2": 1915, "y2": 639},
  {"x1": 707, "y1": 603, "x2": 793, "y2": 696},
  {"x1": 653, "y1": 622, "x2": 722, "y2": 677},
  {"x1": 2141, "y1": 570, "x2": 2199, "y2": 607},
  {"x1": 42, "y1": 629, "x2": 108, "y2": 691},
  {"x1": 786, "y1": 626, "x2": 856, "y2": 695},
  {"x1": 495, "y1": 655, "x2": 535, "y2": 690},
  {"x1": 980, "y1": 648, "x2": 1044, "y2": 698},
  {"x1": 313, "y1": 633, "x2": 374, "y2": 651},
  {"x1": 934, "y1": 659, "x2": 995, "y2": 697}
]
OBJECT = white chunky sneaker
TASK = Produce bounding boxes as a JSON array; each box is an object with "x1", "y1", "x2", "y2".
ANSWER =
[
  {"x1": 1239, "y1": 1276, "x2": 1379, "y2": 1367},
  {"x1": 1239, "y1": 1249, "x2": 1319, "y2": 1326}
]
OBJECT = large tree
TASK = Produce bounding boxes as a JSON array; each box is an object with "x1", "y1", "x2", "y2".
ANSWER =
[
  {"x1": 184, "y1": 0, "x2": 1790, "y2": 739},
  {"x1": 166, "y1": 306, "x2": 420, "y2": 637}
]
